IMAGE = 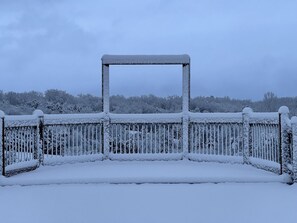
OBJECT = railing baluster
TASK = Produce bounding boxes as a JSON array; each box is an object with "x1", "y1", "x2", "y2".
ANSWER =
[
  {"x1": 46, "y1": 128, "x2": 49, "y2": 157},
  {"x1": 63, "y1": 127, "x2": 66, "y2": 156},
  {"x1": 95, "y1": 124, "x2": 98, "y2": 154},
  {"x1": 123, "y1": 124, "x2": 125, "y2": 154},
  {"x1": 274, "y1": 125, "x2": 279, "y2": 162},
  {"x1": 51, "y1": 128, "x2": 53, "y2": 156},
  {"x1": 131, "y1": 124, "x2": 134, "y2": 154},
  {"x1": 17, "y1": 130, "x2": 20, "y2": 162},
  {"x1": 158, "y1": 124, "x2": 161, "y2": 153},
  {"x1": 257, "y1": 124, "x2": 263, "y2": 159},
  {"x1": 120, "y1": 124, "x2": 123, "y2": 154},
  {"x1": 197, "y1": 125, "x2": 200, "y2": 154},
  {"x1": 20, "y1": 128, "x2": 23, "y2": 162},
  {"x1": 190, "y1": 124, "x2": 193, "y2": 153},
  {"x1": 256, "y1": 124, "x2": 259, "y2": 158},
  {"x1": 162, "y1": 124, "x2": 165, "y2": 153},
  {"x1": 141, "y1": 124, "x2": 144, "y2": 154},
  {"x1": 114, "y1": 124, "x2": 118, "y2": 154},
  {"x1": 67, "y1": 126, "x2": 70, "y2": 156},
  {"x1": 154, "y1": 125, "x2": 157, "y2": 154},
  {"x1": 213, "y1": 124, "x2": 218, "y2": 155},
  {"x1": 167, "y1": 125, "x2": 169, "y2": 154}
]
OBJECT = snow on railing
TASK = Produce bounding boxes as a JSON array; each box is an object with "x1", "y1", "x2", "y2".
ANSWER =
[{"x1": 0, "y1": 107, "x2": 296, "y2": 182}]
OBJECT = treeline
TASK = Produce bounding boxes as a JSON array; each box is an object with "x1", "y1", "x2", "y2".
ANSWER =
[{"x1": 0, "y1": 90, "x2": 296, "y2": 116}]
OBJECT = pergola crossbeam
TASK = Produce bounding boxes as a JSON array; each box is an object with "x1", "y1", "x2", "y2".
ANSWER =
[{"x1": 101, "y1": 54, "x2": 190, "y2": 65}]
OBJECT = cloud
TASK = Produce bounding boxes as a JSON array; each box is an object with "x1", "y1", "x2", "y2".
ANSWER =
[{"x1": 0, "y1": 0, "x2": 296, "y2": 100}]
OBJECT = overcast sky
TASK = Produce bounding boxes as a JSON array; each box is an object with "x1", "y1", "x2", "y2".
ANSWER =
[{"x1": 0, "y1": 0, "x2": 296, "y2": 100}]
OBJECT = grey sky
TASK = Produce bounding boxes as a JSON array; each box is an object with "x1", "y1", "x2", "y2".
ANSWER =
[{"x1": 0, "y1": 0, "x2": 296, "y2": 100}]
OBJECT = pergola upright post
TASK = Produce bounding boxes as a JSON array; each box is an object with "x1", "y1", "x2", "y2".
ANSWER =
[
  {"x1": 278, "y1": 106, "x2": 290, "y2": 174},
  {"x1": 102, "y1": 64, "x2": 110, "y2": 159},
  {"x1": 182, "y1": 63, "x2": 190, "y2": 159}
]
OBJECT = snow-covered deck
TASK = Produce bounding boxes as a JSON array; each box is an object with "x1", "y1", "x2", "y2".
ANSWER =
[{"x1": 0, "y1": 160, "x2": 290, "y2": 186}]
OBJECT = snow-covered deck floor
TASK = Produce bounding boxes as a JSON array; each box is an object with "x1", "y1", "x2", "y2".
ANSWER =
[{"x1": 0, "y1": 160, "x2": 290, "y2": 186}]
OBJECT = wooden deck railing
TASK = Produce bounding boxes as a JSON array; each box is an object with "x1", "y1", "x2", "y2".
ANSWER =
[{"x1": 0, "y1": 107, "x2": 296, "y2": 183}]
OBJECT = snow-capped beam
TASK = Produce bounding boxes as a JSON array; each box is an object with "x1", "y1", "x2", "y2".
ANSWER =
[{"x1": 101, "y1": 54, "x2": 190, "y2": 65}]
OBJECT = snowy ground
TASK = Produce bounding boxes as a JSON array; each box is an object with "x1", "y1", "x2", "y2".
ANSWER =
[
  {"x1": 0, "y1": 160, "x2": 289, "y2": 186},
  {"x1": 0, "y1": 161, "x2": 296, "y2": 223},
  {"x1": 0, "y1": 183, "x2": 296, "y2": 223}
]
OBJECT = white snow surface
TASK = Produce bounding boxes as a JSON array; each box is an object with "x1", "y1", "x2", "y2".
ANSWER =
[
  {"x1": 110, "y1": 112, "x2": 182, "y2": 123},
  {"x1": 0, "y1": 160, "x2": 289, "y2": 186},
  {"x1": 43, "y1": 154, "x2": 104, "y2": 165},
  {"x1": 44, "y1": 112, "x2": 104, "y2": 125},
  {"x1": 108, "y1": 153, "x2": 183, "y2": 161},
  {"x1": 278, "y1": 106, "x2": 289, "y2": 114},
  {"x1": 189, "y1": 112, "x2": 242, "y2": 123},
  {"x1": 249, "y1": 157, "x2": 280, "y2": 170},
  {"x1": 0, "y1": 184, "x2": 296, "y2": 223},
  {"x1": 291, "y1": 116, "x2": 297, "y2": 124},
  {"x1": 5, "y1": 114, "x2": 38, "y2": 127},
  {"x1": 0, "y1": 161, "x2": 295, "y2": 223},
  {"x1": 5, "y1": 160, "x2": 38, "y2": 172},
  {"x1": 188, "y1": 154, "x2": 243, "y2": 163}
]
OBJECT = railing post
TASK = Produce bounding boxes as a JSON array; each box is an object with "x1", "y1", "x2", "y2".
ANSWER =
[
  {"x1": 242, "y1": 107, "x2": 252, "y2": 164},
  {"x1": 182, "y1": 62, "x2": 190, "y2": 159},
  {"x1": 0, "y1": 110, "x2": 5, "y2": 176},
  {"x1": 33, "y1": 110, "x2": 44, "y2": 166},
  {"x1": 278, "y1": 106, "x2": 290, "y2": 174},
  {"x1": 102, "y1": 63, "x2": 110, "y2": 159},
  {"x1": 291, "y1": 116, "x2": 297, "y2": 183},
  {"x1": 103, "y1": 115, "x2": 110, "y2": 159}
]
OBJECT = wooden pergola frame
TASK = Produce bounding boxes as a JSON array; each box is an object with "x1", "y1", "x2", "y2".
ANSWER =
[{"x1": 101, "y1": 54, "x2": 191, "y2": 158}]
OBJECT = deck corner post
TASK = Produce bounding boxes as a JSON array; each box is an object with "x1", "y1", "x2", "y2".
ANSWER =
[
  {"x1": 291, "y1": 116, "x2": 297, "y2": 183},
  {"x1": 182, "y1": 62, "x2": 190, "y2": 160},
  {"x1": 0, "y1": 110, "x2": 5, "y2": 176},
  {"x1": 242, "y1": 107, "x2": 252, "y2": 164},
  {"x1": 278, "y1": 106, "x2": 290, "y2": 174},
  {"x1": 33, "y1": 110, "x2": 44, "y2": 166}
]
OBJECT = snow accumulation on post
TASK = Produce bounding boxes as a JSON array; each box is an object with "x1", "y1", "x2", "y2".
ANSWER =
[
  {"x1": 0, "y1": 110, "x2": 5, "y2": 176},
  {"x1": 33, "y1": 110, "x2": 44, "y2": 166},
  {"x1": 278, "y1": 106, "x2": 290, "y2": 174},
  {"x1": 291, "y1": 116, "x2": 297, "y2": 183},
  {"x1": 242, "y1": 107, "x2": 252, "y2": 164}
]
